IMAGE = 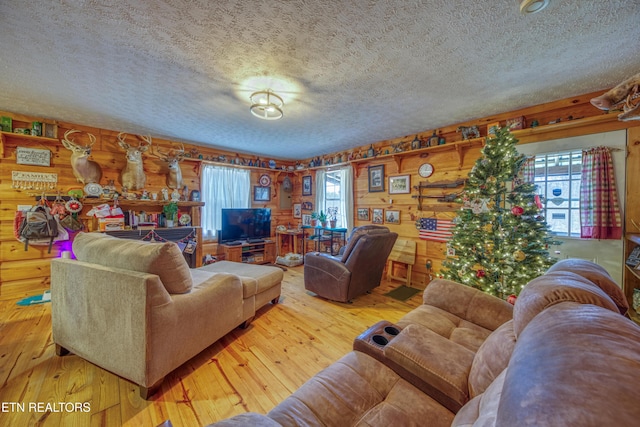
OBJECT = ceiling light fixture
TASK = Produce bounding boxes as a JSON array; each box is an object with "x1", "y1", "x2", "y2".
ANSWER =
[
  {"x1": 250, "y1": 89, "x2": 284, "y2": 120},
  {"x1": 519, "y1": 0, "x2": 550, "y2": 14}
]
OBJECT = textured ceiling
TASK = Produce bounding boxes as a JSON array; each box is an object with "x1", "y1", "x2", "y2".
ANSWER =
[{"x1": 0, "y1": 0, "x2": 638, "y2": 160}]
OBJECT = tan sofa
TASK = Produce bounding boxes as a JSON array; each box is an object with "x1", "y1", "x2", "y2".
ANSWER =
[
  {"x1": 212, "y1": 259, "x2": 640, "y2": 426},
  {"x1": 50, "y1": 232, "x2": 283, "y2": 398}
]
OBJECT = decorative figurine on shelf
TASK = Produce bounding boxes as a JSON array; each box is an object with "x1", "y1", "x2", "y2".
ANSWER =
[
  {"x1": 457, "y1": 125, "x2": 480, "y2": 140},
  {"x1": 171, "y1": 188, "x2": 181, "y2": 201},
  {"x1": 161, "y1": 187, "x2": 169, "y2": 201},
  {"x1": 411, "y1": 135, "x2": 421, "y2": 150},
  {"x1": 428, "y1": 131, "x2": 439, "y2": 147},
  {"x1": 140, "y1": 189, "x2": 150, "y2": 200}
]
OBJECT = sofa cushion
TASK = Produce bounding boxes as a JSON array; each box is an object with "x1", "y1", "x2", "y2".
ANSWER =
[
  {"x1": 340, "y1": 225, "x2": 389, "y2": 262},
  {"x1": 384, "y1": 324, "x2": 475, "y2": 412},
  {"x1": 266, "y1": 351, "x2": 455, "y2": 427},
  {"x1": 467, "y1": 320, "x2": 516, "y2": 398},
  {"x1": 512, "y1": 271, "x2": 618, "y2": 337},
  {"x1": 198, "y1": 261, "x2": 283, "y2": 299},
  {"x1": 547, "y1": 258, "x2": 628, "y2": 315},
  {"x1": 498, "y1": 303, "x2": 640, "y2": 426},
  {"x1": 73, "y1": 232, "x2": 192, "y2": 294}
]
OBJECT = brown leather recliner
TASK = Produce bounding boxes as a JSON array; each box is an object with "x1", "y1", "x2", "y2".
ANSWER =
[{"x1": 304, "y1": 225, "x2": 398, "y2": 302}]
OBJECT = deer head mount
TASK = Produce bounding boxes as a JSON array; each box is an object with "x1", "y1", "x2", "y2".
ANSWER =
[
  {"x1": 61, "y1": 129, "x2": 102, "y2": 184},
  {"x1": 117, "y1": 132, "x2": 151, "y2": 190},
  {"x1": 154, "y1": 142, "x2": 185, "y2": 189}
]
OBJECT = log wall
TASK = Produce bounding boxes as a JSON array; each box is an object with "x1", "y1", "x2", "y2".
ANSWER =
[{"x1": 2, "y1": 89, "x2": 639, "y2": 298}]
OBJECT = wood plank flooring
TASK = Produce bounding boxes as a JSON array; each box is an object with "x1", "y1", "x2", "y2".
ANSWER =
[{"x1": 0, "y1": 266, "x2": 423, "y2": 426}]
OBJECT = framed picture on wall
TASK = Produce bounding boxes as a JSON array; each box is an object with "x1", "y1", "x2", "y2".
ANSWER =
[
  {"x1": 385, "y1": 210, "x2": 400, "y2": 224},
  {"x1": 293, "y1": 203, "x2": 302, "y2": 218},
  {"x1": 368, "y1": 165, "x2": 385, "y2": 192},
  {"x1": 253, "y1": 186, "x2": 271, "y2": 202},
  {"x1": 357, "y1": 208, "x2": 370, "y2": 221},
  {"x1": 389, "y1": 175, "x2": 410, "y2": 194},
  {"x1": 372, "y1": 208, "x2": 384, "y2": 224},
  {"x1": 302, "y1": 214, "x2": 311, "y2": 226},
  {"x1": 302, "y1": 176, "x2": 312, "y2": 196}
]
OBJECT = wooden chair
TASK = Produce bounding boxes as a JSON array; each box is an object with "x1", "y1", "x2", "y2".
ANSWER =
[{"x1": 386, "y1": 239, "x2": 417, "y2": 287}]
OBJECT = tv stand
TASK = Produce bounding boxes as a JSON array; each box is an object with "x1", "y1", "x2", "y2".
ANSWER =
[{"x1": 222, "y1": 240, "x2": 275, "y2": 265}]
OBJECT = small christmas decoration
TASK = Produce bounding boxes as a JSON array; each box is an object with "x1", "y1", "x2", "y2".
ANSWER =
[
  {"x1": 513, "y1": 250, "x2": 526, "y2": 262},
  {"x1": 507, "y1": 294, "x2": 518, "y2": 305},
  {"x1": 511, "y1": 206, "x2": 524, "y2": 216},
  {"x1": 476, "y1": 269, "x2": 486, "y2": 278}
]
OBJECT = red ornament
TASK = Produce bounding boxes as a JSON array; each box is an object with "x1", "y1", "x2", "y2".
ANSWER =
[
  {"x1": 476, "y1": 269, "x2": 486, "y2": 278},
  {"x1": 511, "y1": 206, "x2": 524, "y2": 216},
  {"x1": 507, "y1": 294, "x2": 518, "y2": 305}
]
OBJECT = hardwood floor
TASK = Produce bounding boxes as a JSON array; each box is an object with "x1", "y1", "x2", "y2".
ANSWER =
[{"x1": 0, "y1": 266, "x2": 423, "y2": 426}]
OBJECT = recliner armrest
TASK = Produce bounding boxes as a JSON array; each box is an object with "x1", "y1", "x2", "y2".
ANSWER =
[{"x1": 383, "y1": 324, "x2": 475, "y2": 413}]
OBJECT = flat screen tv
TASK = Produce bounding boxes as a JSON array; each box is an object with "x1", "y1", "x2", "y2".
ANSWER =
[{"x1": 220, "y1": 208, "x2": 271, "y2": 243}]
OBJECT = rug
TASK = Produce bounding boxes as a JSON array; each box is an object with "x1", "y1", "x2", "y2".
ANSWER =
[
  {"x1": 384, "y1": 285, "x2": 421, "y2": 301},
  {"x1": 17, "y1": 291, "x2": 51, "y2": 306}
]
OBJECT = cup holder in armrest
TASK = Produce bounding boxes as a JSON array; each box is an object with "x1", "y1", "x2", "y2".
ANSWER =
[
  {"x1": 384, "y1": 326, "x2": 400, "y2": 336},
  {"x1": 353, "y1": 320, "x2": 403, "y2": 361},
  {"x1": 372, "y1": 334, "x2": 389, "y2": 346}
]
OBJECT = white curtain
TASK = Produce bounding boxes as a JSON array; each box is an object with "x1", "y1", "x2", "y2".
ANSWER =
[
  {"x1": 201, "y1": 164, "x2": 250, "y2": 238},
  {"x1": 315, "y1": 166, "x2": 354, "y2": 232},
  {"x1": 340, "y1": 166, "x2": 354, "y2": 231},
  {"x1": 315, "y1": 169, "x2": 326, "y2": 215}
]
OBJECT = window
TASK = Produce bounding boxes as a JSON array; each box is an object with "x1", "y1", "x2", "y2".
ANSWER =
[
  {"x1": 200, "y1": 164, "x2": 250, "y2": 238},
  {"x1": 532, "y1": 150, "x2": 582, "y2": 237},
  {"x1": 315, "y1": 167, "x2": 353, "y2": 231}
]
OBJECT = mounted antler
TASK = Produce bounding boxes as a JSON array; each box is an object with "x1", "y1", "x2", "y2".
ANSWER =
[
  {"x1": 117, "y1": 132, "x2": 152, "y2": 190},
  {"x1": 154, "y1": 142, "x2": 185, "y2": 189},
  {"x1": 61, "y1": 129, "x2": 102, "y2": 184}
]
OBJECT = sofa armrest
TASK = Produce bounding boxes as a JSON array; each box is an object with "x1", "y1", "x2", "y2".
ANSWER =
[
  {"x1": 51, "y1": 258, "x2": 169, "y2": 387},
  {"x1": 304, "y1": 252, "x2": 350, "y2": 283},
  {"x1": 422, "y1": 279, "x2": 513, "y2": 331},
  {"x1": 383, "y1": 324, "x2": 475, "y2": 412}
]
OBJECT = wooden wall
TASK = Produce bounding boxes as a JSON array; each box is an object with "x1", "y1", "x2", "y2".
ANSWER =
[
  {"x1": 0, "y1": 113, "x2": 295, "y2": 299},
  {"x1": 2, "y1": 89, "x2": 639, "y2": 298},
  {"x1": 299, "y1": 90, "x2": 640, "y2": 288}
]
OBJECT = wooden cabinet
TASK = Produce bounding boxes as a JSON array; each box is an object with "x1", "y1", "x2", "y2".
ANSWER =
[
  {"x1": 623, "y1": 234, "x2": 640, "y2": 323},
  {"x1": 222, "y1": 241, "x2": 276, "y2": 264}
]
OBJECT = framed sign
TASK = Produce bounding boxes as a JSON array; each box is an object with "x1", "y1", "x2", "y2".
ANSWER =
[
  {"x1": 368, "y1": 165, "x2": 385, "y2": 192},
  {"x1": 293, "y1": 203, "x2": 302, "y2": 218},
  {"x1": 389, "y1": 175, "x2": 410, "y2": 194},
  {"x1": 16, "y1": 147, "x2": 51, "y2": 166},
  {"x1": 372, "y1": 208, "x2": 384, "y2": 224},
  {"x1": 302, "y1": 176, "x2": 312, "y2": 196},
  {"x1": 385, "y1": 210, "x2": 400, "y2": 224},
  {"x1": 253, "y1": 186, "x2": 271, "y2": 201},
  {"x1": 357, "y1": 208, "x2": 370, "y2": 221}
]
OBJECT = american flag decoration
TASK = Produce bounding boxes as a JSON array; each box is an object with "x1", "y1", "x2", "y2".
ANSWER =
[{"x1": 418, "y1": 217, "x2": 454, "y2": 242}]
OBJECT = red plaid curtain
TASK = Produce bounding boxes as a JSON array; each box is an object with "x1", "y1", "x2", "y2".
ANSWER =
[
  {"x1": 580, "y1": 147, "x2": 622, "y2": 239},
  {"x1": 521, "y1": 156, "x2": 536, "y2": 183}
]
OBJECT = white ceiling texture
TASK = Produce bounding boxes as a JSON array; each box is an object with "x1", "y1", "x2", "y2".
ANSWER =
[{"x1": 0, "y1": 1, "x2": 639, "y2": 160}]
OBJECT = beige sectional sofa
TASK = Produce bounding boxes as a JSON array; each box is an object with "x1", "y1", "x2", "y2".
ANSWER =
[
  {"x1": 50, "y1": 232, "x2": 282, "y2": 398},
  {"x1": 212, "y1": 259, "x2": 640, "y2": 426}
]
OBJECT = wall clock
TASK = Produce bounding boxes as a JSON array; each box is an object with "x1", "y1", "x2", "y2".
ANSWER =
[{"x1": 418, "y1": 163, "x2": 434, "y2": 178}]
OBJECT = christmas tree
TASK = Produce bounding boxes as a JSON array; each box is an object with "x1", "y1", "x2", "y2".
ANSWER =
[{"x1": 440, "y1": 126, "x2": 560, "y2": 299}]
